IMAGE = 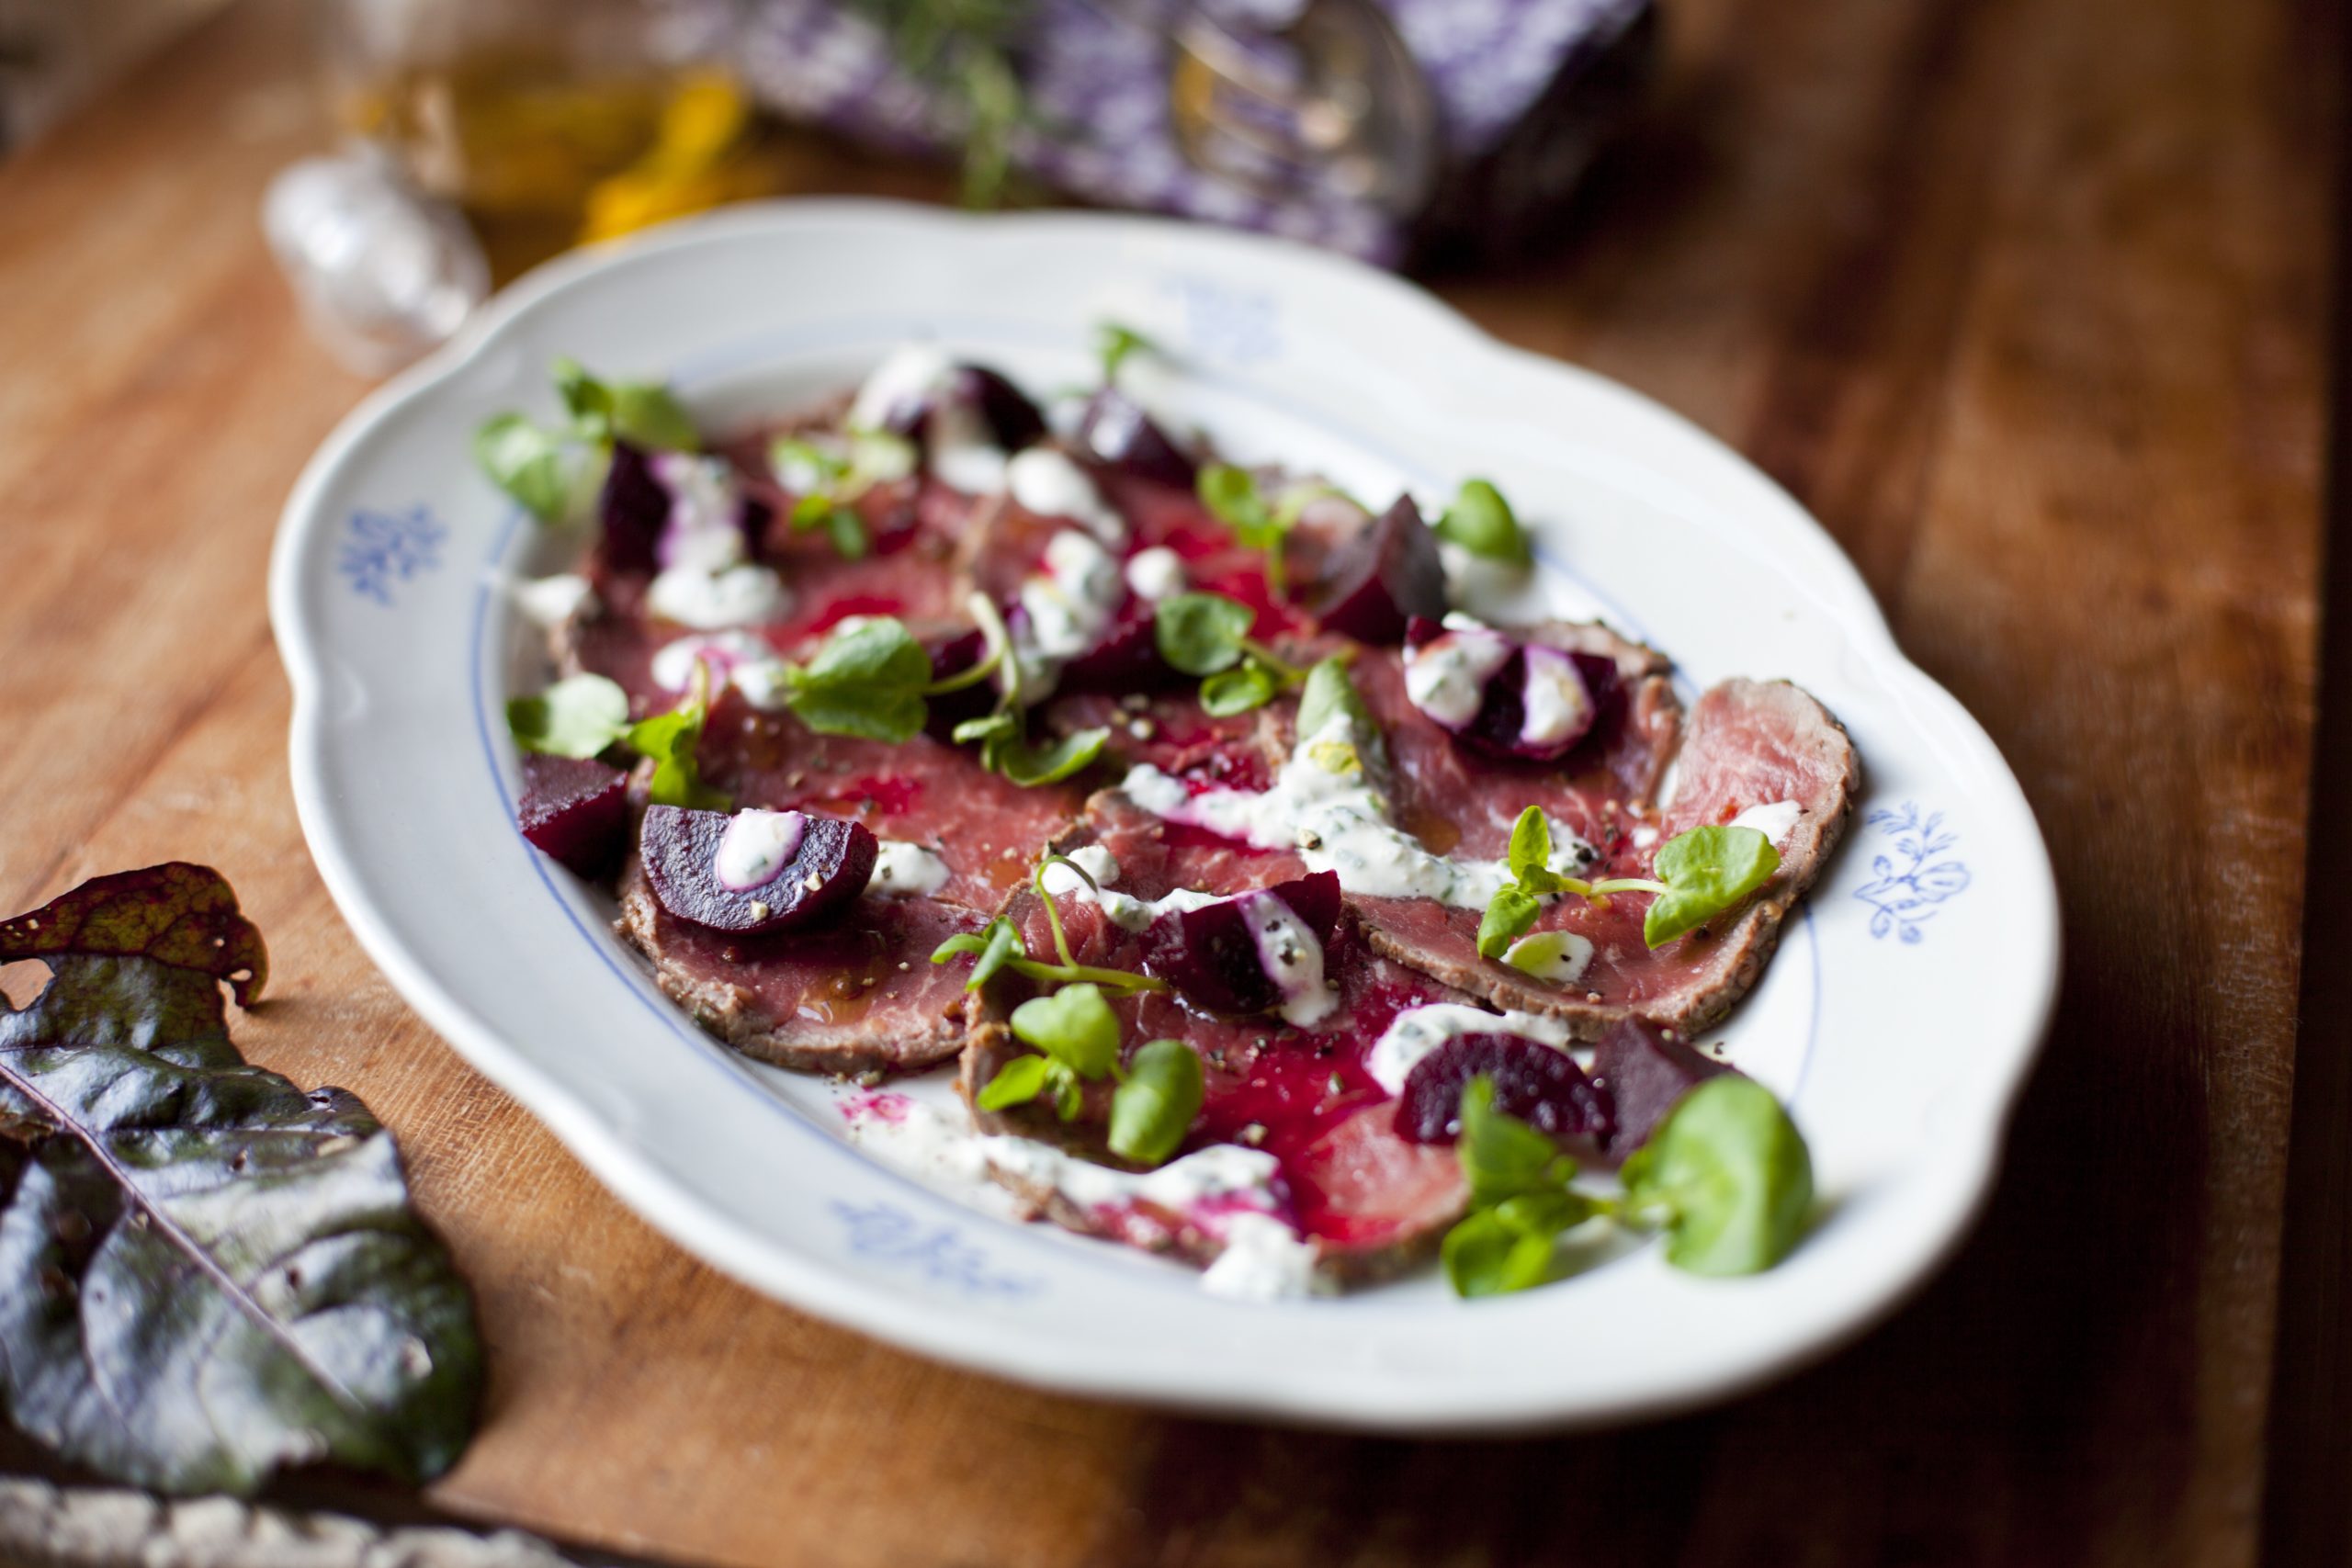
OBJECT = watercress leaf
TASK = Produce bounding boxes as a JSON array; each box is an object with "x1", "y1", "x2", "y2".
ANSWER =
[
  {"x1": 1507, "y1": 806, "x2": 1552, "y2": 883},
  {"x1": 1107, "y1": 1039, "x2": 1203, "y2": 1167},
  {"x1": 976, "y1": 1053, "x2": 1051, "y2": 1111},
  {"x1": 1643, "y1": 826, "x2": 1781, "y2": 948},
  {"x1": 1295, "y1": 655, "x2": 1389, "y2": 769},
  {"x1": 1053, "y1": 1068, "x2": 1085, "y2": 1122},
  {"x1": 954, "y1": 713, "x2": 1019, "y2": 746},
  {"x1": 788, "y1": 686, "x2": 926, "y2": 743},
  {"x1": 1476, "y1": 887, "x2": 1542, "y2": 960},
  {"x1": 988, "y1": 726, "x2": 1110, "y2": 787},
  {"x1": 1455, "y1": 1075, "x2": 1575, "y2": 1205},
  {"x1": 1009, "y1": 983, "x2": 1121, "y2": 1078},
  {"x1": 1153, "y1": 591, "x2": 1254, "y2": 675},
  {"x1": 551, "y1": 357, "x2": 610, "y2": 428},
  {"x1": 782, "y1": 617, "x2": 932, "y2": 742},
  {"x1": 799, "y1": 615, "x2": 932, "y2": 690},
  {"x1": 472, "y1": 413, "x2": 578, "y2": 522},
  {"x1": 823, "y1": 505, "x2": 869, "y2": 560},
  {"x1": 932, "y1": 918, "x2": 1025, "y2": 990},
  {"x1": 506, "y1": 673, "x2": 632, "y2": 759},
  {"x1": 1197, "y1": 463, "x2": 1274, "y2": 544},
  {"x1": 1442, "y1": 1208, "x2": 1559, "y2": 1298},
  {"x1": 773, "y1": 436, "x2": 848, "y2": 490},
  {"x1": 1435, "y1": 479, "x2": 1532, "y2": 566},
  {"x1": 627, "y1": 698, "x2": 728, "y2": 811},
  {"x1": 1623, "y1": 1076, "x2": 1814, "y2": 1276},
  {"x1": 1096, "y1": 321, "x2": 1157, "y2": 382},
  {"x1": 0, "y1": 864, "x2": 481, "y2": 1495},
  {"x1": 789, "y1": 491, "x2": 835, "y2": 527},
  {"x1": 605, "y1": 379, "x2": 699, "y2": 453},
  {"x1": 1494, "y1": 1190, "x2": 1592, "y2": 1238},
  {"x1": 1199, "y1": 662, "x2": 1280, "y2": 716}
]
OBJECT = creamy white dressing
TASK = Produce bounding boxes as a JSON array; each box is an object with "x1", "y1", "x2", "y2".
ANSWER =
[
  {"x1": 1402, "y1": 623, "x2": 1513, "y2": 727},
  {"x1": 513, "y1": 572, "x2": 597, "y2": 629},
  {"x1": 983, "y1": 1137, "x2": 1288, "y2": 1217},
  {"x1": 1040, "y1": 848, "x2": 1227, "y2": 932},
  {"x1": 1124, "y1": 546, "x2": 1186, "y2": 602},
  {"x1": 1120, "y1": 718, "x2": 1593, "y2": 908},
  {"x1": 849, "y1": 343, "x2": 955, "y2": 431},
  {"x1": 715, "y1": 809, "x2": 806, "y2": 891},
  {"x1": 648, "y1": 452, "x2": 749, "y2": 571},
  {"x1": 1501, "y1": 930, "x2": 1596, "y2": 986},
  {"x1": 650, "y1": 630, "x2": 775, "y2": 692},
  {"x1": 866, "y1": 840, "x2": 952, "y2": 897},
  {"x1": 1007, "y1": 528, "x2": 1125, "y2": 701},
  {"x1": 1201, "y1": 1211, "x2": 1325, "y2": 1301},
  {"x1": 1729, "y1": 799, "x2": 1805, "y2": 845},
  {"x1": 930, "y1": 397, "x2": 1010, "y2": 494},
  {"x1": 647, "y1": 561, "x2": 789, "y2": 629},
  {"x1": 1009, "y1": 447, "x2": 1126, "y2": 546},
  {"x1": 1242, "y1": 890, "x2": 1335, "y2": 1028},
  {"x1": 1364, "y1": 1002, "x2": 1575, "y2": 1096},
  {"x1": 1518, "y1": 645, "x2": 1594, "y2": 749}
]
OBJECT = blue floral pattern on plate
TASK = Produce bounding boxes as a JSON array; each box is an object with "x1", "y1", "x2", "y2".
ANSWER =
[
  {"x1": 340, "y1": 506, "x2": 447, "y2": 604},
  {"x1": 1852, "y1": 804, "x2": 1971, "y2": 943},
  {"x1": 832, "y1": 1201, "x2": 1043, "y2": 1298}
]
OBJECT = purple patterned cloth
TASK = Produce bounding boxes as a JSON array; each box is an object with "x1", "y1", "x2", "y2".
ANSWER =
[{"x1": 720, "y1": 0, "x2": 1655, "y2": 265}]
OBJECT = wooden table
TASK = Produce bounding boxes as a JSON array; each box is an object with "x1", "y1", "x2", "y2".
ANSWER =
[{"x1": 2, "y1": 0, "x2": 2342, "y2": 1562}]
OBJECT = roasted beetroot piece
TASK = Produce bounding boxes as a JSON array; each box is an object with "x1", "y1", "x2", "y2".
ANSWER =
[
  {"x1": 1138, "y1": 871, "x2": 1344, "y2": 1017},
  {"x1": 1307, "y1": 494, "x2": 1448, "y2": 643},
  {"x1": 640, "y1": 806, "x2": 877, "y2": 935},
  {"x1": 1402, "y1": 616, "x2": 1603, "y2": 762},
  {"x1": 599, "y1": 441, "x2": 669, "y2": 574},
  {"x1": 1395, "y1": 1032, "x2": 1615, "y2": 1146},
  {"x1": 956, "y1": 365, "x2": 1049, "y2": 451},
  {"x1": 517, "y1": 755, "x2": 628, "y2": 877},
  {"x1": 1589, "y1": 1018, "x2": 1733, "y2": 1156},
  {"x1": 918, "y1": 626, "x2": 1000, "y2": 741},
  {"x1": 1074, "y1": 388, "x2": 1197, "y2": 490},
  {"x1": 1057, "y1": 603, "x2": 1175, "y2": 694}
]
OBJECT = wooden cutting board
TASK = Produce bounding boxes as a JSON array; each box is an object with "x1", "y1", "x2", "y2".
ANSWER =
[{"x1": 0, "y1": 0, "x2": 2339, "y2": 1562}]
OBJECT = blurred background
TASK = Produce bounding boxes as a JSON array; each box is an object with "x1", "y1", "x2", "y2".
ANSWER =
[{"x1": 0, "y1": 0, "x2": 1656, "y2": 372}]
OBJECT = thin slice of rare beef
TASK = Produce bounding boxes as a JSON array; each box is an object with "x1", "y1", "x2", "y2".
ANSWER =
[
  {"x1": 1355, "y1": 677, "x2": 1859, "y2": 1039},
  {"x1": 616, "y1": 852, "x2": 984, "y2": 1075}
]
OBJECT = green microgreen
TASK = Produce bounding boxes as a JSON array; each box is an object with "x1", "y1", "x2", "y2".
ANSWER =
[
  {"x1": 506, "y1": 673, "x2": 632, "y2": 760},
  {"x1": 475, "y1": 359, "x2": 699, "y2": 522},
  {"x1": 1476, "y1": 810, "x2": 1779, "y2": 958},
  {"x1": 1440, "y1": 1077, "x2": 1594, "y2": 1297},
  {"x1": 1107, "y1": 1038, "x2": 1204, "y2": 1166},
  {"x1": 1096, "y1": 321, "x2": 1159, "y2": 384},
  {"x1": 977, "y1": 982, "x2": 1124, "y2": 1121},
  {"x1": 930, "y1": 852, "x2": 1167, "y2": 998},
  {"x1": 948, "y1": 596, "x2": 1111, "y2": 787},
  {"x1": 772, "y1": 429, "x2": 917, "y2": 561},
  {"x1": 1619, "y1": 1076, "x2": 1814, "y2": 1276},
  {"x1": 1433, "y1": 478, "x2": 1532, "y2": 567},
  {"x1": 1152, "y1": 591, "x2": 1307, "y2": 716},
  {"x1": 1194, "y1": 465, "x2": 1353, "y2": 600},
  {"x1": 625, "y1": 658, "x2": 729, "y2": 810}
]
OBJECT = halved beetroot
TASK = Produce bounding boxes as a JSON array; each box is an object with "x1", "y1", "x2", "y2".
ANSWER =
[
  {"x1": 640, "y1": 805, "x2": 877, "y2": 934},
  {"x1": 918, "y1": 626, "x2": 999, "y2": 741},
  {"x1": 1075, "y1": 388, "x2": 1197, "y2": 490},
  {"x1": 956, "y1": 365, "x2": 1049, "y2": 452},
  {"x1": 518, "y1": 755, "x2": 628, "y2": 877},
  {"x1": 1395, "y1": 1032, "x2": 1615, "y2": 1146},
  {"x1": 1306, "y1": 494, "x2": 1447, "y2": 643},
  {"x1": 1589, "y1": 1018, "x2": 1732, "y2": 1156},
  {"x1": 1057, "y1": 602, "x2": 1176, "y2": 693},
  {"x1": 1402, "y1": 616, "x2": 1614, "y2": 762},
  {"x1": 1137, "y1": 871, "x2": 1343, "y2": 1015}
]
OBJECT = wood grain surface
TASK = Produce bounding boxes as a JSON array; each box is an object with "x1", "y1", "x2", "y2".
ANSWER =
[{"x1": 0, "y1": 0, "x2": 2339, "y2": 1562}]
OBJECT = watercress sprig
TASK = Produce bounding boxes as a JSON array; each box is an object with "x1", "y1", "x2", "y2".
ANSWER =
[
  {"x1": 1440, "y1": 1077, "x2": 1595, "y2": 1297},
  {"x1": 1152, "y1": 591, "x2": 1308, "y2": 716},
  {"x1": 930, "y1": 852, "x2": 1168, "y2": 998},
  {"x1": 1194, "y1": 464, "x2": 1351, "y2": 600},
  {"x1": 474, "y1": 358, "x2": 698, "y2": 522},
  {"x1": 972, "y1": 985, "x2": 1204, "y2": 1165},
  {"x1": 950, "y1": 596, "x2": 1112, "y2": 786},
  {"x1": 506, "y1": 660, "x2": 728, "y2": 808},
  {"x1": 1476, "y1": 809, "x2": 1781, "y2": 959},
  {"x1": 1432, "y1": 478, "x2": 1532, "y2": 567},
  {"x1": 1096, "y1": 321, "x2": 1158, "y2": 384},
  {"x1": 1619, "y1": 1075, "x2": 1815, "y2": 1276},
  {"x1": 770, "y1": 429, "x2": 918, "y2": 561},
  {"x1": 1441, "y1": 1070, "x2": 1815, "y2": 1297}
]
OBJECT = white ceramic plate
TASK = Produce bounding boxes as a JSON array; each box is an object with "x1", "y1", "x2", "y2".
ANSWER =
[{"x1": 271, "y1": 200, "x2": 2057, "y2": 1431}]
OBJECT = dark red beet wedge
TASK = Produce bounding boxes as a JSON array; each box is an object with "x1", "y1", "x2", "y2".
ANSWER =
[
  {"x1": 1076, "y1": 388, "x2": 1197, "y2": 490},
  {"x1": 641, "y1": 805, "x2": 877, "y2": 935},
  {"x1": 918, "y1": 626, "x2": 1000, "y2": 741},
  {"x1": 518, "y1": 755, "x2": 628, "y2": 877},
  {"x1": 1402, "y1": 616, "x2": 1608, "y2": 762},
  {"x1": 1396, "y1": 1032, "x2": 1615, "y2": 1146},
  {"x1": 956, "y1": 365, "x2": 1049, "y2": 451},
  {"x1": 599, "y1": 441, "x2": 668, "y2": 574},
  {"x1": 1589, "y1": 1018, "x2": 1733, "y2": 1156},
  {"x1": 1138, "y1": 871, "x2": 1343, "y2": 1015},
  {"x1": 1307, "y1": 494, "x2": 1448, "y2": 643},
  {"x1": 1058, "y1": 602, "x2": 1176, "y2": 693}
]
